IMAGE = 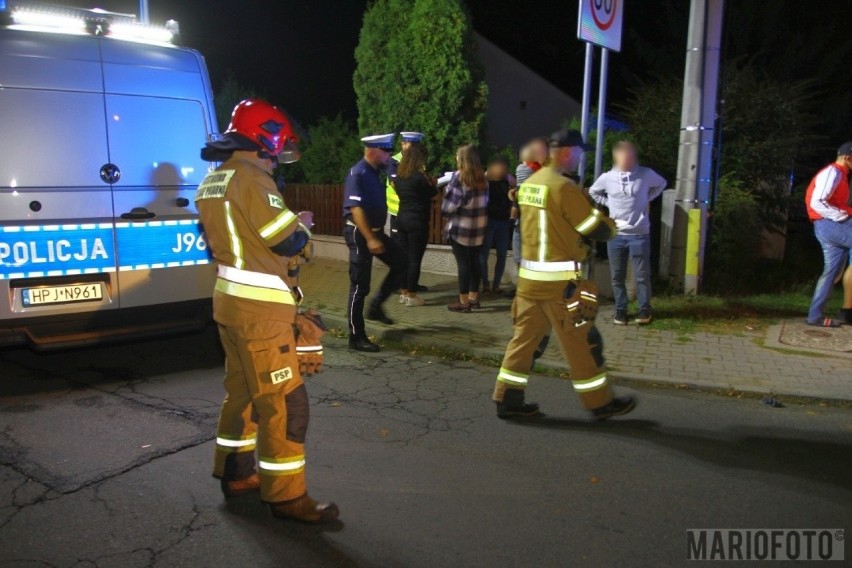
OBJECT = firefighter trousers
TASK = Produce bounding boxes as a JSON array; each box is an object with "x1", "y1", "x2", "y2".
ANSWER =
[
  {"x1": 493, "y1": 294, "x2": 614, "y2": 410},
  {"x1": 214, "y1": 320, "x2": 309, "y2": 504}
]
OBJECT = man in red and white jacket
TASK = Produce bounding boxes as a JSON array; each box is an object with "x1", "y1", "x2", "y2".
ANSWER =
[{"x1": 804, "y1": 142, "x2": 852, "y2": 327}]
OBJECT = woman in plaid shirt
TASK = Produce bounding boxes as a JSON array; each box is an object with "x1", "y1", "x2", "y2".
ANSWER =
[{"x1": 442, "y1": 145, "x2": 489, "y2": 312}]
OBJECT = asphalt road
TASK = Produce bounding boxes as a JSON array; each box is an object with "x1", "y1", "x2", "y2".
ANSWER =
[{"x1": 1, "y1": 327, "x2": 850, "y2": 567}]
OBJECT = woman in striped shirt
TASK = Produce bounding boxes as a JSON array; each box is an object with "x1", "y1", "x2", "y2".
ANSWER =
[{"x1": 442, "y1": 145, "x2": 489, "y2": 312}]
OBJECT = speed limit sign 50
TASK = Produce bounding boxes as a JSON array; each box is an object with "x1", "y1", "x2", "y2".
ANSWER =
[{"x1": 578, "y1": 0, "x2": 624, "y2": 52}]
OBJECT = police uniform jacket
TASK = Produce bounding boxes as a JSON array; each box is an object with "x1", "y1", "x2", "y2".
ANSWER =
[{"x1": 344, "y1": 158, "x2": 388, "y2": 229}]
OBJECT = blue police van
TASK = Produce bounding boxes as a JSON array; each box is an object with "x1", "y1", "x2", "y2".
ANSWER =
[{"x1": 0, "y1": 2, "x2": 218, "y2": 348}]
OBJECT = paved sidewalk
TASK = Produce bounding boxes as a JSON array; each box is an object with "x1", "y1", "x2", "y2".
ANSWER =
[{"x1": 299, "y1": 258, "x2": 852, "y2": 401}]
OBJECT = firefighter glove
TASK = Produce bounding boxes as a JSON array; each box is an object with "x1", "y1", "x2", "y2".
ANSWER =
[
  {"x1": 564, "y1": 280, "x2": 599, "y2": 327},
  {"x1": 294, "y1": 308, "x2": 327, "y2": 376}
]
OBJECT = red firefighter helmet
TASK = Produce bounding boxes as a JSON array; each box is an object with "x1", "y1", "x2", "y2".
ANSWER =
[{"x1": 226, "y1": 99, "x2": 300, "y2": 163}]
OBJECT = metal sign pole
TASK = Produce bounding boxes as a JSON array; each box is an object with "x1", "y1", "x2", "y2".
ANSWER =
[
  {"x1": 578, "y1": 42, "x2": 595, "y2": 184},
  {"x1": 139, "y1": 0, "x2": 149, "y2": 24},
  {"x1": 593, "y1": 47, "x2": 609, "y2": 180}
]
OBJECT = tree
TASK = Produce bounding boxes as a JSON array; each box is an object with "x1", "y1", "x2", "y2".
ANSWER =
[
  {"x1": 213, "y1": 73, "x2": 263, "y2": 133},
  {"x1": 620, "y1": 65, "x2": 821, "y2": 219},
  {"x1": 287, "y1": 114, "x2": 364, "y2": 184},
  {"x1": 354, "y1": 0, "x2": 488, "y2": 171}
]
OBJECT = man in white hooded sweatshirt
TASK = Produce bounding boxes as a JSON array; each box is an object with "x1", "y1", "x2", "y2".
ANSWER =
[{"x1": 590, "y1": 141, "x2": 667, "y2": 325}]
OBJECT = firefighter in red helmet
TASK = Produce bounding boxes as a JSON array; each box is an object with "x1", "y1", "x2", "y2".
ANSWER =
[{"x1": 196, "y1": 99, "x2": 338, "y2": 523}]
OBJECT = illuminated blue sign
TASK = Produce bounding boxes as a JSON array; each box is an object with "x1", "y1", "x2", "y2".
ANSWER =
[
  {"x1": 115, "y1": 219, "x2": 210, "y2": 271},
  {"x1": 0, "y1": 220, "x2": 211, "y2": 280},
  {"x1": 0, "y1": 223, "x2": 116, "y2": 279}
]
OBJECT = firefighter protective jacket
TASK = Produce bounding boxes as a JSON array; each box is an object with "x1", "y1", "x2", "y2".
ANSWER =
[
  {"x1": 516, "y1": 165, "x2": 617, "y2": 300},
  {"x1": 195, "y1": 153, "x2": 308, "y2": 326}
]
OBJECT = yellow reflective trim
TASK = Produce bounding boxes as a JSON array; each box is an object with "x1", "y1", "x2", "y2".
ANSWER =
[
  {"x1": 215, "y1": 278, "x2": 296, "y2": 305},
  {"x1": 575, "y1": 208, "x2": 603, "y2": 235},
  {"x1": 224, "y1": 201, "x2": 243, "y2": 270},
  {"x1": 216, "y1": 435, "x2": 257, "y2": 447},
  {"x1": 518, "y1": 267, "x2": 580, "y2": 281},
  {"x1": 259, "y1": 209, "x2": 297, "y2": 240},
  {"x1": 258, "y1": 455, "x2": 306, "y2": 476},
  {"x1": 538, "y1": 209, "x2": 547, "y2": 262},
  {"x1": 573, "y1": 372, "x2": 609, "y2": 392},
  {"x1": 216, "y1": 436, "x2": 256, "y2": 453},
  {"x1": 498, "y1": 367, "x2": 529, "y2": 385}
]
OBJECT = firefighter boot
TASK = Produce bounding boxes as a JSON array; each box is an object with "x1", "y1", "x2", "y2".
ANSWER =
[
  {"x1": 221, "y1": 473, "x2": 260, "y2": 497},
  {"x1": 271, "y1": 495, "x2": 340, "y2": 524},
  {"x1": 591, "y1": 395, "x2": 637, "y2": 420},
  {"x1": 496, "y1": 388, "x2": 541, "y2": 420}
]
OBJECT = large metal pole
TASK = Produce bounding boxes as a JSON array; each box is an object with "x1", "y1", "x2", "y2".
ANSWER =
[
  {"x1": 664, "y1": 0, "x2": 724, "y2": 293},
  {"x1": 694, "y1": 0, "x2": 724, "y2": 287},
  {"x1": 578, "y1": 42, "x2": 595, "y2": 184},
  {"x1": 594, "y1": 47, "x2": 609, "y2": 180},
  {"x1": 139, "y1": 0, "x2": 149, "y2": 24}
]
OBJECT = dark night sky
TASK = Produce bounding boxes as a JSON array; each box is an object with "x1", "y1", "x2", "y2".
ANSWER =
[
  {"x1": 32, "y1": 1, "x2": 852, "y2": 146},
  {"x1": 30, "y1": 0, "x2": 681, "y2": 122}
]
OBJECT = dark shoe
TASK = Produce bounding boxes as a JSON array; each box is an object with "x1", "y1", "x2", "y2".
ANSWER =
[
  {"x1": 806, "y1": 318, "x2": 842, "y2": 328},
  {"x1": 413, "y1": 284, "x2": 429, "y2": 293},
  {"x1": 635, "y1": 308, "x2": 652, "y2": 325},
  {"x1": 221, "y1": 473, "x2": 260, "y2": 497},
  {"x1": 469, "y1": 299, "x2": 482, "y2": 309},
  {"x1": 839, "y1": 308, "x2": 852, "y2": 325},
  {"x1": 614, "y1": 310, "x2": 628, "y2": 326},
  {"x1": 349, "y1": 336, "x2": 381, "y2": 352},
  {"x1": 271, "y1": 495, "x2": 340, "y2": 524},
  {"x1": 367, "y1": 305, "x2": 394, "y2": 325},
  {"x1": 592, "y1": 396, "x2": 637, "y2": 420},
  {"x1": 496, "y1": 389, "x2": 541, "y2": 419},
  {"x1": 447, "y1": 302, "x2": 471, "y2": 313}
]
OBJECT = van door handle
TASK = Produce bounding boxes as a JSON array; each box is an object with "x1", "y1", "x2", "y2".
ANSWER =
[{"x1": 121, "y1": 207, "x2": 156, "y2": 220}]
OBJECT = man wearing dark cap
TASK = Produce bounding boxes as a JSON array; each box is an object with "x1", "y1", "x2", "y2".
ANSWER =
[
  {"x1": 804, "y1": 142, "x2": 852, "y2": 327},
  {"x1": 344, "y1": 134, "x2": 407, "y2": 352},
  {"x1": 492, "y1": 129, "x2": 637, "y2": 421}
]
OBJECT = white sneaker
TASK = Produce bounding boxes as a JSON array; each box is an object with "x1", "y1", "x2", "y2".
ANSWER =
[
  {"x1": 404, "y1": 295, "x2": 425, "y2": 307},
  {"x1": 399, "y1": 294, "x2": 407, "y2": 304}
]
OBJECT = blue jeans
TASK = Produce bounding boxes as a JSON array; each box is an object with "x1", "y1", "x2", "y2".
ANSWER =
[
  {"x1": 481, "y1": 218, "x2": 512, "y2": 289},
  {"x1": 608, "y1": 233, "x2": 652, "y2": 311},
  {"x1": 807, "y1": 219, "x2": 852, "y2": 323}
]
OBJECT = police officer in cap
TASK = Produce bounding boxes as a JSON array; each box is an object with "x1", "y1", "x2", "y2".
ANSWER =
[{"x1": 344, "y1": 133, "x2": 407, "y2": 352}]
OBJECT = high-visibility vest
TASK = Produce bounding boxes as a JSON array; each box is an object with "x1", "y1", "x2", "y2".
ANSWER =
[{"x1": 386, "y1": 152, "x2": 402, "y2": 215}]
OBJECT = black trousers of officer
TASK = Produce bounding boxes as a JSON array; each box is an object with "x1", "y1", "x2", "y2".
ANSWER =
[{"x1": 344, "y1": 226, "x2": 406, "y2": 338}]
